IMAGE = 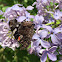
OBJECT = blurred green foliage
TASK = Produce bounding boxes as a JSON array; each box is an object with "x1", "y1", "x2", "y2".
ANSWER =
[{"x1": 0, "y1": 46, "x2": 40, "y2": 62}]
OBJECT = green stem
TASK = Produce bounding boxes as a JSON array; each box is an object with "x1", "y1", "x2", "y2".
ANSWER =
[{"x1": 45, "y1": 22, "x2": 54, "y2": 25}]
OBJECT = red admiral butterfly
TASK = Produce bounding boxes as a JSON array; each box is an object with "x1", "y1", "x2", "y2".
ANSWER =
[{"x1": 9, "y1": 19, "x2": 34, "y2": 50}]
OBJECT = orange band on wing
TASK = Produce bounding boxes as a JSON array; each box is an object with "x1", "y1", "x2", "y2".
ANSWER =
[{"x1": 18, "y1": 36, "x2": 21, "y2": 41}]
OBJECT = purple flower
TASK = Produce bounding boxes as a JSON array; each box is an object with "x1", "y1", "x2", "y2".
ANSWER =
[
  {"x1": 59, "y1": 1, "x2": 62, "y2": 10},
  {"x1": 33, "y1": 15, "x2": 44, "y2": 29},
  {"x1": 28, "y1": 32, "x2": 51, "y2": 55},
  {"x1": 3, "y1": 4, "x2": 34, "y2": 23},
  {"x1": 34, "y1": 15, "x2": 44, "y2": 24},
  {"x1": 55, "y1": 33, "x2": 62, "y2": 55},
  {"x1": 28, "y1": 39, "x2": 42, "y2": 54},
  {"x1": 41, "y1": 24, "x2": 53, "y2": 32},
  {"x1": 26, "y1": 6, "x2": 34, "y2": 10},
  {"x1": 36, "y1": 24, "x2": 62, "y2": 55},
  {"x1": 16, "y1": 16, "x2": 26, "y2": 22},
  {"x1": 0, "y1": 10, "x2": 3, "y2": 15},
  {"x1": 16, "y1": 11, "x2": 34, "y2": 22},
  {"x1": 30, "y1": 34, "x2": 57, "y2": 62},
  {"x1": 0, "y1": 22, "x2": 19, "y2": 50},
  {"x1": 32, "y1": 33, "x2": 51, "y2": 48},
  {"x1": 36, "y1": 24, "x2": 62, "y2": 44},
  {"x1": 53, "y1": 10, "x2": 62, "y2": 20},
  {"x1": 50, "y1": 27, "x2": 62, "y2": 44},
  {"x1": 33, "y1": 0, "x2": 61, "y2": 17},
  {"x1": 37, "y1": 29, "x2": 48, "y2": 39},
  {"x1": 3, "y1": 4, "x2": 25, "y2": 21},
  {"x1": 40, "y1": 46, "x2": 57, "y2": 62}
]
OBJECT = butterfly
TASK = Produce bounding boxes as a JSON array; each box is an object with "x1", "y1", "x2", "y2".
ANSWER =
[{"x1": 9, "y1": 19, "x2": 35, "y2": 50}]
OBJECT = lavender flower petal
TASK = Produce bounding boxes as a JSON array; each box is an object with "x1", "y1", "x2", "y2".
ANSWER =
[
  {"x1": 48, "y1": 52, "x2": 57, "y2": 61},
  {"x1": 16, "y1": 16, "x2": 26, "y2": 22},
  {"x1": 41, "y1": 40, "x2": 51, "y2": 48},
  {"x1": 0, "y1": 10, "x2": 3, "y2": 15},
  {"x1": 38, "y1": 30, "x2": 48, "y2": 39},
  {"x1": 53, "y1": 10, "x2": 62, "y2": 20},
  {"x1": 11, "y1": 4, "x2": 23, "y2": 11},
  {"x1": 26, "y1": 6, "x2": 34, "y2": 10},
  {"x1": 40, "y1": 51, "x2": 47, "y2": 62},
  {"x1": 48, "y1": 46, "x2": 57, "y2": 53},
  {"x1": 51, "y1": 34, "x2": 60, "y2": 44},
  {"x1": 53, "y1": 28, "x2": 62, "y2": 34},
  {"x1": 55, "y1": 33, "x2": 62, "y2": 40},
  {"x1": 32, "y1": 33, "x2": 40, "y2": 40},
  {"x1": 42, "y1": 25, "x2": 53, "y2": 32}
]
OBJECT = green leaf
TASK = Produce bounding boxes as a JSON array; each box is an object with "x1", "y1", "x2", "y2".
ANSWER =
[
  {"x1": 30, "y1": 18, "x2": 34, "y2": 21},
  {"x1": 56, "y1": 20, "x2": 60, "y2": 24},
  {"x1": 50, "y1": 13, "x2": 54, "y2": 18},
  {"x1": 24, "y1": 0, "x2": 28, "y2": 3},
  {"x1": 54, "y1": 3, "x2": 58, "y2": 6},
  {"x1": 45, "y1": 22, "x2": 54, "y2": 25},
  {"x1": 2, "y1": 6, "x2": 9, "y2": 12},
  {"x1": 50, "y1": 2, "x2": 53, "y2": 6},
  {"x1": 27, "y1": 44, "x2": 31, "y2": 50},
  {"x1": 46, "y1": 6, "x2": 50, "y2": 9}
]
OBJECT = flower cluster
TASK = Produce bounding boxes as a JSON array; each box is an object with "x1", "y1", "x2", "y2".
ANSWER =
[
  {"x1": 0, "y1": 0, "x2": 62, "y2": 62},
  {"x1": 0, "y1": 4, "x2": 34, "y2": 50},
  {"x1": 3, "y1": 4, "x2": 34, "y2": 23},
  {"x1": 0, "y1": 22, "x2": 19, "y2": 50}
]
